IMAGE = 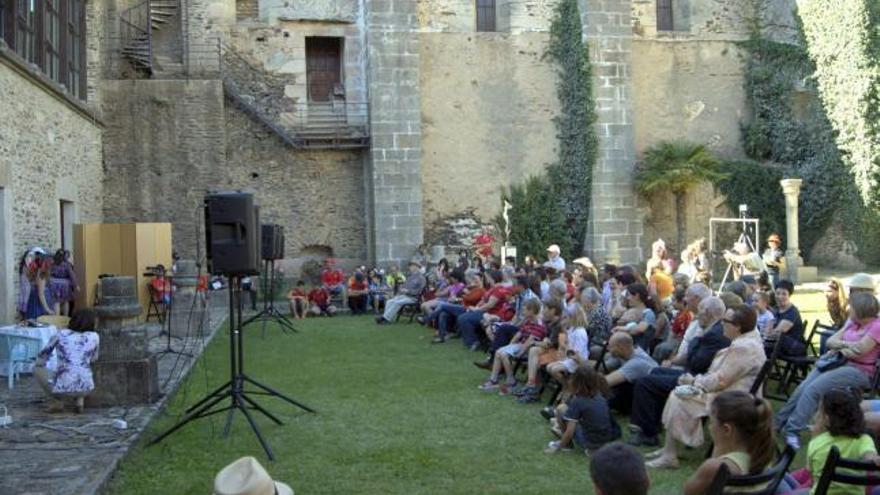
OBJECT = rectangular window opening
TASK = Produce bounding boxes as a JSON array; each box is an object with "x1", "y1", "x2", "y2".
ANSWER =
[
  {"x1": 476, "y1": 0, "x2": 496, "y2": 32},
  {"x1": 657, "y1": 0, "x2": 674, "y2": 31}
]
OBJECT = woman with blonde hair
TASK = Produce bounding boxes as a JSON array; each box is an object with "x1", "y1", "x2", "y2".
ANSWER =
[{"x1": 825, "y1": 277, "x2": 848, "y2": 329}]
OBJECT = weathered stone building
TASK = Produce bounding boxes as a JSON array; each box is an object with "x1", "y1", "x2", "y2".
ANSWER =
[{"x1": 0, "y1": 0, "x2": 801, "y2": 319}]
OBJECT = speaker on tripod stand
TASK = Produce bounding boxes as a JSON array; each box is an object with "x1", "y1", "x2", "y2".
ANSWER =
[
  {"x1": 246, "y1": 224, "x2": 296, "y2": 334},
  {"x1": 149, "y1": 192, "x2": 314, "y2": 461}
]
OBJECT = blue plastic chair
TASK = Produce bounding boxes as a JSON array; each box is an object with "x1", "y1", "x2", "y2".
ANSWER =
[{"x1": 1, "y1": 334, "x2": 44, "y2": 389}]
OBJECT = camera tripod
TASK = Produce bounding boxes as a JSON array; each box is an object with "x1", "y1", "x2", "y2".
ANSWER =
[
  {"x1": 148, "y1": 276, "x2": 315, "y2": 460},
  {"x1": 154, "y1": 276, "x2": 194, "y2": 361},
  {"x1": 241, "y1": 259, "x2": 298, "y2": 336}
]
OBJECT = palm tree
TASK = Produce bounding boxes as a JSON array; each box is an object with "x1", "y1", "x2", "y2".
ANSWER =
[{"x1": 634, "y1": 141, "x2": 728, "y2": 254}]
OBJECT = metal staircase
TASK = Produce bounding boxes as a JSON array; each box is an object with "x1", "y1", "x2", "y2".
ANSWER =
[{"x1": 120, "y1": 0, "x2": 178, "y2": 72}]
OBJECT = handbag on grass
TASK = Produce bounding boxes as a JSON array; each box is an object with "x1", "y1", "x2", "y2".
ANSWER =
[{"x1": 815, "y1": 351, "x2": 848, "y2": 372}]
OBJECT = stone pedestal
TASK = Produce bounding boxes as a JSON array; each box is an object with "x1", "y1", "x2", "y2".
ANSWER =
[
  {"x1": 780, "y1": 179, "x2": 818, "y2": 284},
  {"x1": 169, "y1": 259, "x2": 210, "y2": 339},
  {"x1": 87, "y1": 276, "x2": 159, "y2": 407}
]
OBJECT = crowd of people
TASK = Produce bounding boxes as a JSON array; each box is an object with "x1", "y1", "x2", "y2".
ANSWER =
[{"x1": 285, "y1": 235, "x2": 880, "y2": 494}]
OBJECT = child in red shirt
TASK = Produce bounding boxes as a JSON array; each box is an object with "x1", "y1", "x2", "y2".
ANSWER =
[
  {"x1": 288, "y1": 281, "x2": 308, "y2": 319},
  {"x1": 307, "y1": 286, "x2": 334, "y2": 317},
  {"x1": 479, "y1": 299, "x2": 546, "y2": 394}
]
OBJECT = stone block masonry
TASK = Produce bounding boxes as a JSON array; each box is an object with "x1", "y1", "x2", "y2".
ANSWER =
[
  {"x1": 580, "y1": 0, "x2": 643, "y2": 264},
  {"x1": 366, "y1": 0, "x2": 424, "y2": 266}
]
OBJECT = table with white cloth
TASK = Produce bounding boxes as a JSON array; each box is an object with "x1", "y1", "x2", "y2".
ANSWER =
[{"x1": 0, "y1": 324, "x2": 58, "y2": 376}]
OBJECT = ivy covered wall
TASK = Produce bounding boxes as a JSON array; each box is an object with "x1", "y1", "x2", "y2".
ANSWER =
[{"x1": 718, "y1": 0, "x2": 880, "y2": 265}]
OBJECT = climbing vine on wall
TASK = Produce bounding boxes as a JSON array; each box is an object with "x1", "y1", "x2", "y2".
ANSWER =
[
  {"x1": 545, "y1": 0, "x2": 598, "y2": 255},
  {"x1": 723, "y1": 0, "x2": 880, "y2": 263},
  {"x1": 798, "y1": 0, "x2": 880, "y2": 211},
  {"x1": 498, "y1": 0, "x2": 597, "y2": 260}
]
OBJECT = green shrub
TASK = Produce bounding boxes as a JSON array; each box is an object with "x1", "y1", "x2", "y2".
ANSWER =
[{"x1": 495, "y1": 176, "x2": 571, "y2": 262}]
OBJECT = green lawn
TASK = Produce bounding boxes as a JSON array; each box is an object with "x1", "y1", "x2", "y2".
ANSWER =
[{"x1": 107, "y1": 292, "x2": 827, "y2": 494}]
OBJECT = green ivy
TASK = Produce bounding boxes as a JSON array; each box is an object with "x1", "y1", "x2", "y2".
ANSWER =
[
  {"x1": 498, "y1": 0, "x2": 597, "y2": 259},
  {"x1": 495, "y1": 176, "x2": 572, "y2": 261},
  {"x1": 729, "y1": 0, "x2": 880, "y2": 261},
  {"x1": 798, "y1": 0, "x2": 880, "y2": 211},
  {"x1": 545, "y1": 0, "x2": 597, "y2": 255}
]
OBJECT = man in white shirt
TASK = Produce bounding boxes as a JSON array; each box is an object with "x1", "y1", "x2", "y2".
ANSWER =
[{"x1": 543, "y1": 244, "x2": 566, "y2": 271}]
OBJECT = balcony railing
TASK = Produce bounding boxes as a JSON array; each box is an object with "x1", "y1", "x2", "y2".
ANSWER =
[{"x1": 278, "y1": 101, "x2": 370, "y2": 149}]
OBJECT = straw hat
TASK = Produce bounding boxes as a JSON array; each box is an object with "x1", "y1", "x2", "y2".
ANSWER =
[
  {"x1": 214, "y1": 457, "x2": 293, "y2": 495},
  {"x1": 546, "y1": 244, "x2": 561, "y2": 254},
  {"x1": 572, "y1": 257, "x2": 595, "y2": 268},
  {"x1": 848, "y1": 273, "x2": 876, "y2": 291}
]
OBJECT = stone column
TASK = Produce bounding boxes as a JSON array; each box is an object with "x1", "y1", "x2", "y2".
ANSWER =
[
  {"x1": 780, "y1": 179, "x2": 803, "y2": 267},
  {"x1": 580, "y1": 0, "x2": 643, "y2": 265},
  {"x1": 779, "y1": 178, "x2": 818, "y2": 283},
  {"x1": 169, "y1": 259, "x2": 210, "y2": 338},
  {"x1": 87, "y1": 276, "x2": 159, "y2": 406},
  {"x1": 365, "y1": 0, "x2": 424, "y2": 268}
]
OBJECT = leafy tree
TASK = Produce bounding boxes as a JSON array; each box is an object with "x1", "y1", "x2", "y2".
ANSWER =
[
  {"x1": 494, "y1": 176, "x2": 571, "y2": 262},
  {"x1": 634, "y1": 141, "x2": 727, "y2": 253}
]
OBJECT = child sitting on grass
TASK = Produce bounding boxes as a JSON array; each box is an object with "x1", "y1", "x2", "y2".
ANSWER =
[
  {"x1": 545, "y1": 365, "x2": 620, "y2": 455},
  {"x1": 307, "y1": 284, "x2": 335, "y2": 317},
  {"x1": 479, "y1": 299, "x2": 545, "y2": 395},
  {"x1": 287, "y1": 281, "x2": 308, "y2": 320}
]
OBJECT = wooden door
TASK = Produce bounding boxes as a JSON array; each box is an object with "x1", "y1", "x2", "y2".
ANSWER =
[{"x1": 306, "y1": 37, "x2": 342, "y2": 102}]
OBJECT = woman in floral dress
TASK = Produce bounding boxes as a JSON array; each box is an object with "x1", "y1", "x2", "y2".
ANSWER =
[
  {"x1": 34, "y1": 309, "x2": 100, "y2": 413},
  {"x1": 49, "y1": 249, "x2": 79, "y2": 316}
]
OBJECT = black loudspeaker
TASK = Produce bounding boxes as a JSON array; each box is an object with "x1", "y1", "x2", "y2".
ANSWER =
[
  {"x1": 275, "y1": 225, "x2": 285, "y2": 259},
  {"x1": 261, "y1": 224, "x2": 277, "y2": 260},
  {"x1": 259, "y1": 224, "x2": 285, "y2": 260},
  {"x1": 204, "y1": 192, "x2": 261, "y2": 275}
]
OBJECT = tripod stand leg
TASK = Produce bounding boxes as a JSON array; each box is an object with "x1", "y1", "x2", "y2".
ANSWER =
[
  {"x1": 243, "y1": 374, "x2": 316, "y2": 413},
  {"x1": 150, "y1": 389, "x2": 232, "y2": 447},
  {"x1": 223, "y1": 401, "x2": 237, "y2": 438},
  {"x1": 241, "y1": 393, "x2": 284, "y2": 425},
  {"x1": 237, "y1": 397, "x2": 276, "y2": 461},
  {"x1": 185, "y1": 380, "x2": 232, "y2": 414}
]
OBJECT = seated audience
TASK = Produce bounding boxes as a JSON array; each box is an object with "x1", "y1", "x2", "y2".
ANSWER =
[
  {"x1": 776, "y1": 292, "x2": 880, "y2": 449},
  {"x1": 478, "y1": 299, "x2": 545, "y2": 394},
  {"x1": 376, "y1": 261, "x2": 427, "y2": 324},
  {"x1": 646, "y1": 304, "x2": 765, "y2": 469},
  {"x1": 628, "y1": 290, "x2": 728, "y2": 447},
  {"x1": 764, "y1": 279, "x2": 806, "y2": 358},
  {"x1": 590, "y1": 442, "x2": 650, "y2": 495},
  {"x1": 307, "y1": 285, "x2": 335, "y2": 316},
  {"x1": 320, "y1": 259, "x2": 345, "y2": 297},
  {"x1": 368, "y1": 271, "x2": 390, "y2": 314},
  {"x1": 385, "y1": 264, "x2": 407, "y2": 294},
  {"x1": 754, "y1": 290, "x2": 775, "y2": 338},
  {"x1": 456, "y1": 269, "x2": 512, "y2": 350},
  {"x1": 604, "y1": 332, "x2": 657, "y2": 415},
  {"x1": 785, "y1": 387, "x2": 879, "y2": 494},
  {"x1": 418, "y1": 270, "x2": 465, "y2": 324},
  {"x1": 825, "y1": 277, "x2": 849, "y2": 329},
  {"x1": 517, "y1": 301, "x2": 587, "y2": 403},
  {"x1": 682, "y1": 391, "x2": 775, "y2": 495},
  {"x1": 474, "y1": 274, "x2": 540, "y2": 361},
  {"x1": 610, "y1": 283, "x2": 656, "y2": 351},
  {"x1": 652, "y1": 288, "x2": 691, "y2": 362},
  {"x1": 545, "y1": 365, "x2": 620, "y2": 454},
  {"x1": 544, "y1": 244, "x2": 566, "y2": 271},
  {"x1": 347, "y1": 271, "x2": 369, "y2": 315},
  {"x1": 34, "y1": 309, "x2": 100, "y2": 413},
  {"x1": 649, "y1": 265, "x2": 674, "y2": 303},
  {"x1": 431, "y1": 274, "x2": 486, "y2": 342},
  {"x1": 287, "y1": 281, "x2": 308, "y2": 319}
]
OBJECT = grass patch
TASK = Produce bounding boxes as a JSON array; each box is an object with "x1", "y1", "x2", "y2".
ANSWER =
[{"x1": 107, "y1": 292, "x2": 827, "y2": 494}]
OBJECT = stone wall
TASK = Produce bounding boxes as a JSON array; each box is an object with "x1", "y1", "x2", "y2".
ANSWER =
[
  {"x1": 581, "y1": 0, "x2": 643, "y2": 264},
  {"x1": 100, "y1": 79, "x2": 367, "y2": 270},
  {"x1": 365, "y1": 0, "x2": 424, "y2": 265},
  {"x1": 0, "y1": 60, "x2": 104, "y2": 321},
  {"x1": 419, "y1": 32, "x2": 559, "y2": 239},
  {"x1": 417, "y1": 0, "x2": 557, "y2": 33},
  {"x1": 631, "y1": 39, "x2": 747, "y2": 158}
]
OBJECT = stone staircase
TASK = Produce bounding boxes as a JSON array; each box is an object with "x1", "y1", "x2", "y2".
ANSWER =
[{"x1": 119, "y1": 0, "x2": 178, "y2": 73}]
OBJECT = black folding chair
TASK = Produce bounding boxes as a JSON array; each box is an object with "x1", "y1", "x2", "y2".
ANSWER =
[
  {"x1": 705, "y1": 445, "x2": 796, "y2": 495},
  {"x1": 775, "y1": 320, "x2": 815, "y2": 396},
  {"x1": 396, "y1": 288, "x2": 426, "y2": 323},
  {"x1": 813, "y1": 445, "x2": 880, "y2": 495}
]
